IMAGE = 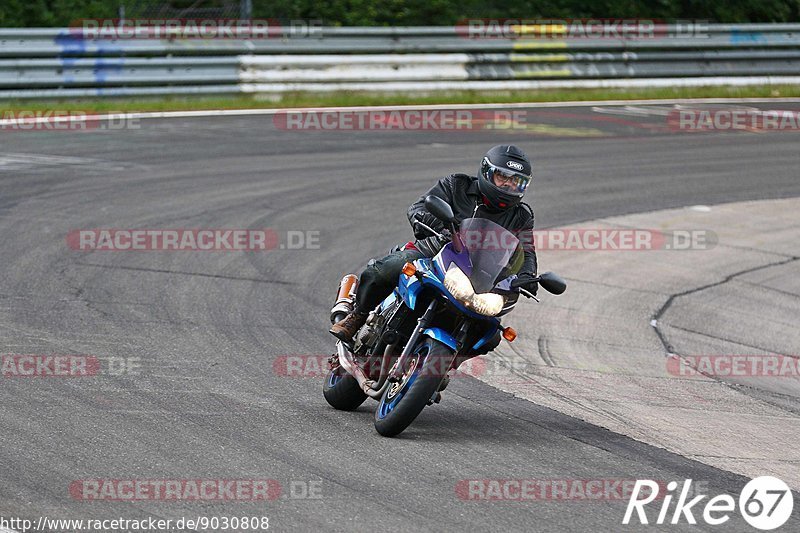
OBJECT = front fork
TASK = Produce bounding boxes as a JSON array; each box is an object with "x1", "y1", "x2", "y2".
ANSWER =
[
  {"x1": 337, "y1": 297, "x2": 481, "y2": 398},
  {"x1": 335, "y1": 299, "x2": 439, "y2": 400},
  {"x1": 387, "y1": 299, "x2": 440, "y2": 382}
]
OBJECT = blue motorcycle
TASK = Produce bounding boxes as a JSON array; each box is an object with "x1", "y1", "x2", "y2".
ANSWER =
[{"x1": 324, "y1": 196, "x2": 566, "y2": 437}]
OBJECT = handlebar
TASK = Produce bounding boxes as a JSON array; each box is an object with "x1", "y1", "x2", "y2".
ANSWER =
[
  {"x1": 510, "y1": 275, "x2": 542, "y2": 289},
  {"x1": 412, "y1": 217, "x2": 446, "y2": 239}
]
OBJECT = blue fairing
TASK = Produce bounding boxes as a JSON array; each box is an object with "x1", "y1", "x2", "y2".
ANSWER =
[
  {"x1": 396, "y1": 265, "x2": 423, "y2": 310},
  {"x1": 397, "y1": 259, "x2": 499, "y2": 324},
  {"x1": 472, "y1": 327, "x2": 498, "y2": 351},
  {"x1": 422, "y1": 328, "x2": 457, "y2": 351}
]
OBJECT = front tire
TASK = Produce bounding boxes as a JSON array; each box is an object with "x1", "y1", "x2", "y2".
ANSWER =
[
  {"x1": 323, "y1": 364, "x2": 368, "y2": 411},
  {"x1": 374, "y1": 337, "x2": 454, "y2": 437}
]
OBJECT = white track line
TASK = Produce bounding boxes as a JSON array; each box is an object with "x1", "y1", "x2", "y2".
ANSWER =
[{"x1": 1, "y1": 97, "x2": 800, "y2": 127}]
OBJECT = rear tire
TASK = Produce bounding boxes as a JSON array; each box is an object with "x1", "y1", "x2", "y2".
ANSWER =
[
  {"x1": 323, "y1": 365, "x2": 368, "y2": 411},
  {"x1": 374, "y1": 337, "x2": 454, "y2": 437}
]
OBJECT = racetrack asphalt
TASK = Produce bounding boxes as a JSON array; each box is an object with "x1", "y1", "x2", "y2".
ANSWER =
[{"x1": 1, "y1": 103, "x2": 799, "y2": 531}]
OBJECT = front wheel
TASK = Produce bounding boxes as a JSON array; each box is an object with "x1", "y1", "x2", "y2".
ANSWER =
[
  {"x1": 323, "y1": 364, "x2": 367, "y2": 411},
  {"x1": 374, "y1": 337, "x2": 454, "y2": 437}
]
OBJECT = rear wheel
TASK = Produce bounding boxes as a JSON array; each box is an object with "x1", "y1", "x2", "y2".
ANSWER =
[
  {"x1": 323, "y1": 364, "x2": 367, "y2": 411},
  {"x1": 374, "y1": 337, "x2": 454, "y2": 437}
]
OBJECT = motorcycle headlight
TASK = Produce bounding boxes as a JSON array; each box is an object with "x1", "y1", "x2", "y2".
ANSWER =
[
  {"x1": 443, "y1": 266, "x2": 474, "y2": 301},
  {"x1": 443, "y1": 266, "x2": 505, "y2": 316},
  {"x1": 468, "y1": 293, "x2": 505, "y2": 316}
]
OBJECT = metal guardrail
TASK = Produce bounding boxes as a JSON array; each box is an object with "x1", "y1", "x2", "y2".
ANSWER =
[{"x1": 0, "y1": 24, "x2": 799, "y2": 98}]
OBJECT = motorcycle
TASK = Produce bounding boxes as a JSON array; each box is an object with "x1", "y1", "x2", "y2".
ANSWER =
[{"x1": 324, "y1": 195, "x2": 566, "y2": 437}]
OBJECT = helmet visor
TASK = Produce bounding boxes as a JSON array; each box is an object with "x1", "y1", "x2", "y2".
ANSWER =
[{"x1": 481, "y1": 157, "x2": 532, "y2": 195}]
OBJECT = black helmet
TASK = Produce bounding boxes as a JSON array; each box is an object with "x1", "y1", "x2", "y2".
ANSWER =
[{"x1": 477, "y1": 145, "x2": 533, "y2": 211}]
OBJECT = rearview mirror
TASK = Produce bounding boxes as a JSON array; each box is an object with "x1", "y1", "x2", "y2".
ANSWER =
[
  {"x1": 424, "y1": 195, "x2": 456, "y2": 223},
  {"x1": 538, "y1": 272, "x2": 567, "y2": 295}
]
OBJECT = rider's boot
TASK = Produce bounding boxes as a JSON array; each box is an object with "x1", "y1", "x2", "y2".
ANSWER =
[{"x1": 329, "y1": 307, "x2": 369, "y2": 343}]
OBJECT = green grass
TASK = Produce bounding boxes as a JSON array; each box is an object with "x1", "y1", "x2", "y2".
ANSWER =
[{"x1": 2, "y1": 85, "x2": 799, "y2": 113}]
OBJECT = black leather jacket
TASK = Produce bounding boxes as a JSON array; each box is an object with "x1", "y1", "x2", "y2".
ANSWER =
[{"x1": 407, "y1": 173, "x2": 537, "y2": 275}]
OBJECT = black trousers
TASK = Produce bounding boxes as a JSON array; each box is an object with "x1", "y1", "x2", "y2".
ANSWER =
[{"x1": 355, "y1": 248, "x2": 424, "y2": 311}]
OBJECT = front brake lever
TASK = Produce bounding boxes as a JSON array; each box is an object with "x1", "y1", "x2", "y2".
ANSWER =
[
  {"x1": 413, "y1": 216, "x2": 446, "y2": 239},
  {"x1": 519, "y1": 288, "x2": 540, "y2": 302}
]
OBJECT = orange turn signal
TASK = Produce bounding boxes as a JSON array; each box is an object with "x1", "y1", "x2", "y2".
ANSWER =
[
  {"x1": 502, "y1": 327, "x2": 517, "y2": 342},
  {"x1": 402, "y1": 262, "x2": 417, "y2": 277}
]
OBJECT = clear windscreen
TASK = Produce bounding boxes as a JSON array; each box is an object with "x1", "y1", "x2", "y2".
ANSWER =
[{"x1": 458, "y1": 217, "x2": 521, "y2": 293}]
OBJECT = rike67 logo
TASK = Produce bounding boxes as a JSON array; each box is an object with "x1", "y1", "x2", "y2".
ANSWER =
[{"x1": 624, "y1": 477, "x2": 794, "y2": 530}]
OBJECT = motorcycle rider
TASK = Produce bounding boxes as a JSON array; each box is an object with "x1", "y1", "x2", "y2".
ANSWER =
[{"x1": 330, "y1": 145, "x2": 539, "y2": 347}]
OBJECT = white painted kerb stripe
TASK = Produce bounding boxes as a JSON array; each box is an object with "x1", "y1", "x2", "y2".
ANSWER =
[{"x1": 1, "y1": 97, "x2": 800, "y2": 127}]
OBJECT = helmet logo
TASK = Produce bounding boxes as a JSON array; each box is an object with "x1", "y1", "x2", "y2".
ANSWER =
[{"x1": 506, "y1": 161, "x2": 524, "y2": 171}]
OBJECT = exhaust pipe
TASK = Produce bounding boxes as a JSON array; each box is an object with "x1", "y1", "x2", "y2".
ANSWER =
[
  {"x1": 330, "y1": 274, "x2": 358, "y2": 324},
  {"x1": 336, "y1": 341, "x2": 393, "y2": 399}
]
